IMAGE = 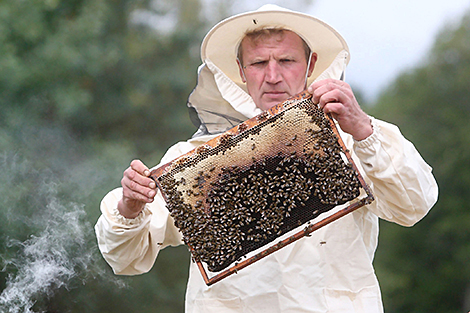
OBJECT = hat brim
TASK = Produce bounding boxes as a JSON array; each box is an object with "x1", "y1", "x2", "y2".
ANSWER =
[{"x1": 201, "y1": 6, "x2": 350, "y2": 91}]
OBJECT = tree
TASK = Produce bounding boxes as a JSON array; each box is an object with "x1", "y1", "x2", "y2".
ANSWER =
[{"x1": 0, "y1": 0, "x2": 202, "y2": 159}]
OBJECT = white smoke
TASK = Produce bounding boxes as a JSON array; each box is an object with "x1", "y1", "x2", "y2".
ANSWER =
[
  {"x1": 0, "y1": 153, "x2": 125, "y2": 313},
  {"x1": 1, "y1": 203, "x2": 87, "y2": 312}
]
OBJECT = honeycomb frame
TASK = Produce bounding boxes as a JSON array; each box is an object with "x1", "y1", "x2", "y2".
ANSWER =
[{"x1": 150, "y1": 91, "x2": 374, "y2": 285}]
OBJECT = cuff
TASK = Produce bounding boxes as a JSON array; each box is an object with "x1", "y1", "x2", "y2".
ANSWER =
[
  {"x1": 110, "y1": 203, "x2": 151, "y2": 227},
  {"x1": 353, "y1": 116, "x2": 379, "y2": 149}
]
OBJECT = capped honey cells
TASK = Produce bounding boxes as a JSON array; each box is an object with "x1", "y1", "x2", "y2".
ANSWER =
[{"x1": 151, "y1": 92, "x2": 365, "y2": 273}]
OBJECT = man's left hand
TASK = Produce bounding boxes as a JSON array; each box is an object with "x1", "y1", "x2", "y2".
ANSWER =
[{"x1": 308, "y1": 78, "x2": 372, "y2": 141}]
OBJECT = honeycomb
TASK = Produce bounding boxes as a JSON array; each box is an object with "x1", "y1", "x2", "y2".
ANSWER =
[{"x1": 151, "y1": 91, "x2": 373, "y2": 277}]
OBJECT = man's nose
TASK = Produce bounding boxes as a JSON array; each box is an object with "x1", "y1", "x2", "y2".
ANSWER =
[{"x1": 264, "y1": 60, "x2": 282, "y2": 84}]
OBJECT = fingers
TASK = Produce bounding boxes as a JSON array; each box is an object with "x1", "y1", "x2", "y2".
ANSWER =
[
  {"x1": 308, "y1": 79, "x2": 352, "y2": 111},
  {"x1": 130, "y1": 159, "x2": 151, "y2": 177},
  {"x1": 307, "y1": 79, "x2": 372, "y2": 140},
  {"x1": 122, "y1": 159, "x2": 157, "y2": 204}
]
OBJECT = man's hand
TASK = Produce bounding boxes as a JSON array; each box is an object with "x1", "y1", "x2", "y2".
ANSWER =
[
  {"x1": 117, "y1": 159, "x2": 157, "y2": 219},
  {"x1": 308, "y1": 79, "x2": 372, "y2": 141}
]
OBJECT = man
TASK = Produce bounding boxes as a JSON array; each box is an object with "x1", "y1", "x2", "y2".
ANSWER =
[{"x1": 95, "y1": 5, "x2": 438, "y2": 313}]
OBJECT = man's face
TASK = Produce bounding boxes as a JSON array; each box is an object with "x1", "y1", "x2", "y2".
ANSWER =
[{"x1": 238, "y1": 31, "x2": 316, "y2": 111}]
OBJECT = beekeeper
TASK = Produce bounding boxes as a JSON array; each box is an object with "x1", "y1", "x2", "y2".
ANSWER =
[{"x1": 95, "y1": 5, "x2": 438, "y2": 313}]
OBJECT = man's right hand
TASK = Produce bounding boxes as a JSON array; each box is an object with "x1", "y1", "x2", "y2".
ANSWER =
[{"x1": 117, "y1": 159, "x2": 157, "y2": 219}]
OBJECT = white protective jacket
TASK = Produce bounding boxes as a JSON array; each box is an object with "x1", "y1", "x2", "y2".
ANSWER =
[{"x1": 95, "y1": 52, "x2": 438, "y2": 313}]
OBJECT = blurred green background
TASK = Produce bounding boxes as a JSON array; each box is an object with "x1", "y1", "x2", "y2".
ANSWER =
[{"x1": 0, "y1": 0, "x2": 469, "y2": 312}]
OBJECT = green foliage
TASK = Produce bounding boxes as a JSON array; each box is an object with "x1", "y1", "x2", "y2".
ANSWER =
[
  {"x1": 371, "y1": 12, "x2": 470, "y2": 313},
  {"x1": 0, "y1": 0, "x2": 201, "y2": 157}
]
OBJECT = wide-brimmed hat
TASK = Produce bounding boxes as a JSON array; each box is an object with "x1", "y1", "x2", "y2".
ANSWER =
[{"x1": 201, "y1": 4, "x2": 350, "y2": 88}]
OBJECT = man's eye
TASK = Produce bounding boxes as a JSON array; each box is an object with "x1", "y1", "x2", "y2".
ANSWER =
[
  {"x1": 280, "y1": 59, "x2": 294, "y2": 63},
  {"x1": 250, "y1": 61, "x2": 267, "y2": 67}
]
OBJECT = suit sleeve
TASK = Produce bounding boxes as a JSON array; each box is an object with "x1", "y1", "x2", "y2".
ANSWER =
[
  {"x1": 352, "y1": 117, "x2": 438, "y2": 226},
  {"x1": 93, "y1": 140, "x2": 201, "y2": 275},
  {"x1": 94, "y1": 188, "x2": 183, "y2": 275}
]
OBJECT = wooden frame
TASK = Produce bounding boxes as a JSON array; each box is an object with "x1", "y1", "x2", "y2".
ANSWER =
[{"x1": 150, "y1": 91, "x2": 374, "y2": 285}]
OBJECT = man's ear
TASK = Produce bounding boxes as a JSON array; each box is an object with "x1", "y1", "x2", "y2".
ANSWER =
[
  {"x1": 236, "y1": 58, "x2": 247, "y2": 83},
  {"x1": 307, "y1": 52, "x2": 318, "y2": 77}
]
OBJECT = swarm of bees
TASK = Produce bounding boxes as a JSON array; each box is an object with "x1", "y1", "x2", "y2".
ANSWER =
[{"x1": 155, "y1": 96, "x2": 362, "y2": 272}]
